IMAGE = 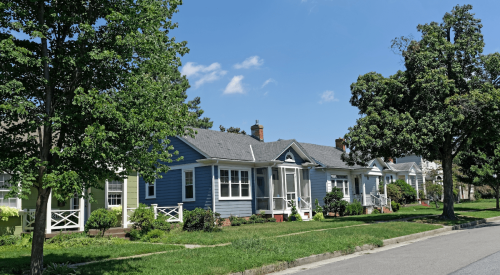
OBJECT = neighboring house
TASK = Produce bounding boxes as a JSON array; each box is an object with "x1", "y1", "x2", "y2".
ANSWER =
[
  {"x1": 396, "y1": 155, "x2": 444, "y2": 194},
  {"x1": 0, "y1": 170, "x2": 139, "y2": 236},
  {"x1": 139, "y1": 122, "x2": 423, "y2": 220}
]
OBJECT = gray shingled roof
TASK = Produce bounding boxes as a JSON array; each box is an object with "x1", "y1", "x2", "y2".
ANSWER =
[
  {"x1": 299, "y1": 142, "x2": 363, "y2": 169},
  {"x1": 387, "y1": 162, "x2": 419, "y2": 172},
  {"x1": 182, "y1": 128, "x2": 261, "y2": 161},
  {"x1": 252, "y1": 139, "x2": 314, "y2": 162}
]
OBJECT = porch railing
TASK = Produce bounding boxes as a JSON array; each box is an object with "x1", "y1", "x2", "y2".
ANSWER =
[
  {"x1": 153, "y1": 203, "x2": 183, "y2": 223},
  {"x1": 21, "y1": 209, "x2": 36, "y2": 231},
  {"x1": 21, "y1": 209, "x2": 83, "y2": 232}
]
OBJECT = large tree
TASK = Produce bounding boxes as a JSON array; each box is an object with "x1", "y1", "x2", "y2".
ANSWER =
[
  {"x1": 457, "y1": 132, "x2": 500, "y2": 209},
  {"x1": 0, "y1": 0, "x2": 194, "y2": 273},
  {"x1": 341, "y1": 5, "x2": 500, "y2": 220}
]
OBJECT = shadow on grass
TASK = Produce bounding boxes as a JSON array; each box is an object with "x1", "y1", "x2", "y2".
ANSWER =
[
  {"x1": 0, "y1": 253, "x2": 111, "y2": 275},
  {"x1": 75, "y1": 257, "x2": 148, "y2": 275}
]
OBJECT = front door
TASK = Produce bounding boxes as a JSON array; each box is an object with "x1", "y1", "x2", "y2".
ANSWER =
[{"x1": 286, "y1": 172, "x2": 296, "y2": 208}]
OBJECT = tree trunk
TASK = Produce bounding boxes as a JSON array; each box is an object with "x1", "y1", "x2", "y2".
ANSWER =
[
  {"x1": 468, "y1": 184, "x2": 472, "y2": 200},
  {"x1": 496, "y1": 187, "x2": 499, "y2": 210},
  {"x1": 30, "y1": 188, "x2": 50, "y2": 275},
  {"x1": 441, "y1": 153, "x2": 457, "y2": 219}
]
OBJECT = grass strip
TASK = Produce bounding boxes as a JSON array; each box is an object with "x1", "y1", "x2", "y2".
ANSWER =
[
  {"x1": 76, "y1": 222, "x2": 441, "y2": 275},
  {"x1": 456, "y1": 210, "x2": 500, "y2": 219},
  {"x1": 409, "y1": 215, "x2": 482, "y2": 226},
  {"x1": 0, "y1": 241, "x2": 183, "y2": 274}
]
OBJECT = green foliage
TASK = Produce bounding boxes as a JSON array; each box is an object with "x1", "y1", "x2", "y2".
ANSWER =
[
  {"x1": 267, "y1": 218, "x2": 277, "y2": 223},
  {"x1": 84, "y1": 208, "x2": 118, "y2": 237},
  {"x1": 183, "y1": 208, "x2": 223, "y2": 232},
  {"x1": 229, "y1": 215, "x2": 242, "y2": 226},
  {"x1": 219, "y1": 125, "x2": 247, "y2": 135},
  {"x1": 419, "y1": 190, "x2": 426, "y2": 200},
  {"x1": 323, "y1": 187, "x2": 347, "y2": 217},
  {"x1": 46, "y1": 232, "x2": 86, "y2": 245},
  {"x1": 186, "y1": 97, "x2": 213, "y2": 129},
  {"x1": 152, "y1": 217, "x2": 171, "y2": 232},
  {"x1": 128, "y1": 229, "x2": 142, "y2": 241},
  {"x1": 391, "y1": 201, "x2": 400, "y2": 212},
  {"x1": 425, "y1": 182, "x2": 443, "y2": 208},
  {"x1": 130, "y1": 204, "x2": 155, "y2": 234},
  {"x1": 43, "y1": 262, "x2": 78, "y2": 275},
  {"x1": 0, "y1": 206, "x2": 19, "y2": 221},
  {"x1": 372, "y1": 209, "x2": 380, "y2": 214},
  {"x1": 141, "y1": 229, "x2": 165, "y2": 242},
  {"x1": 0, "y1": 235, "x2": 20, "y2": 246},
  {"x1": 288, "y1": 213, "x2": 303, "y2": 222},
  {"x1": 313, "y1": 212, "x2": 325, "y2": 221},
  {"x1": 0, "y1": 0, "x2": 197, "y2": 270},
  {"x1": 392, "y1": 180, "x2": 417, "y2": 204},
  {"x1": 386, "y1": 184, "x2": 403, "y2": 204},
  {"x1": 340, "y1": 4, "x2": 500, "y2": 219},
  {"x1": 346, "y1": 199, "x2": 363, "y2": 216},
  {"x1": 314, "y1": 198, "x2": 323, "y2": 214}
]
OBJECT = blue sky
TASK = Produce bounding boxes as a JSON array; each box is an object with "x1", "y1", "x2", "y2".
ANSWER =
[{"x1": 173, "y1": 0, "x2": 500, "y2": 147}]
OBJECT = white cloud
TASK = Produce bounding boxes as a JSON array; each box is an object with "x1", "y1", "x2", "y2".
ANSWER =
[
  {"x1": 261, "y1": 78, "x2": 276, "y2": 88},
  {"x1": 234, "y1": 56, "x2": 264, "y2": 69},
  {"x1": 319, "y1": 90, "x2": 339, "y2": 104},
  {"x1": 180, "y1": 62, "x2": 227, "y2": 88},
  {"x1": 223, "y1": 75, "x2": 245, "y2": 94}
]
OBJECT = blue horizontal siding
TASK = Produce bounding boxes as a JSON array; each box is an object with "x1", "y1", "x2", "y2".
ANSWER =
[
  {"x1": 310, "y1": 168, "x2": 326, "y2": 206},
  {"x1": 214, "y1": 165, "x2": 254, "y2": 218},
  {"x1": 139, "y1": 166, "x2": 212, "y2": 211},
  {"x1": 164, "y1": 137, "x2": 205, "y2": 166},
  {"x1": 277, "y1": 146, "x2": 305, "y2": 165}
]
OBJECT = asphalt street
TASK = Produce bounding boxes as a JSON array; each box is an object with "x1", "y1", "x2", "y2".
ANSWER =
[{"x1": 273, "y1": 221, "x2": 500, "y2": 275}]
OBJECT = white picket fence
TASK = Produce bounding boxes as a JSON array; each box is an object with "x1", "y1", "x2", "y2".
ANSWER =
[{"x1": 126, "y1": 203, "x2": 183, "y2": 227}]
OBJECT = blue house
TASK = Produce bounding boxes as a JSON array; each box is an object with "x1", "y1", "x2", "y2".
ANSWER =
[{"x1": 138, "y1": 122, "x2": 424, "y2": 220}]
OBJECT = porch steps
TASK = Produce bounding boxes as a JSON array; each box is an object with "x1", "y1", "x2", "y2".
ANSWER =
[{"x1": 421, "y1": 201, "x2": 430, "y2": 207}]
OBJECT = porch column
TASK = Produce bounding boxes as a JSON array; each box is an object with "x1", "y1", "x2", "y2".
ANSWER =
[
  {"x1": 46, "y1": 189, "x2": 52, "y2": 234},
  {"x1": 78, "y1": 191, "x2": 85, "y2": 231},
  {"x1": 123, "y1": 178, "x2": 128, "y2": 228},
  {"x1": 268, "y1": 167, "x2": 273, "y2": 216},
  {"x1": 384, "y1": 176, "x2": 388, "y2": 197},
  {"x1": 405, "y1": 174, "x2": 409, "y2": 184},
  {"x1": 415, "y1": 176, "x2": 419, "y2": 201},
  {"x1": 362, "y1": 174, "x2": 366, "y2": 206}
]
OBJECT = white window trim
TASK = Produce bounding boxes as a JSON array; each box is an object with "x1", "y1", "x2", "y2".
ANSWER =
[
  {"x1": 284, "y1": 151, "x2": 295, "y2": 163},
  {"x1": 0, "y1": 174, "x2": 21, "y2": 209},
  {"x1": 105, "y1": 180, "x2": 123, "y2": 208},
  {"x1": 218, "y1": 167, "x2": 252, "y2": 200},
  {"x1": 145, "y1": 179, "x2": 156, "y2": 199},
  {"x1": 182, "y1": 169, "x2": 196, "y2": 202}
]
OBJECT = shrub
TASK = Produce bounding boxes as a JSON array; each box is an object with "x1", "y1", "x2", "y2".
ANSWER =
[
  {"x1": 287, "y1": 200, "x2": 302, "y2": 221},
  {"x1": 183, "y1": 208, "x2": 223, "y2": 232},
  {"x1": 249, "y1": 214, "x2": 259, "y2": 221},
  {"x1": 288, "y1": 213, "x2": 302, "y2": 221},
  {"x1": 109, "y1": 206, "x2": 122, "y2": 226},
  {"x1": 391, "y1": 200, "x2": 400, "y2": 212},
  {"x1": 141, "y1": 229, "x2": 165, "y2": 242},
  {"x1": 323, "y1": 187, "x2": 346, "y2": 217},
  {"x1": 130, "y1": 203, "x2": 155, "y2": 233},
  {"x1": 372, "y1": 208, "x2": 380, "y2": 214},
  {"x1": 46, "y1": 232, "x2": 86, "y2": 244},
  {"x1": 152, "y1": 216, "x2": 171, "y2": 232},
  {"x1": 43, "y1": 262, "x2": 77, "y2": 275},
  {"x1": 84, "y1": 208, "x2": 118, "y2": 236},
  {"x1": 346, "y1": 199, "x2": 363, "y2": 216},
  {"x1": 229, "y1": 215, "x2": 241, "y2": 226},
  {"x1": 0, "y1": 206, "x2": 19, "y2": 222},
  {"x1": 0, "y1": 235, "x2": 20, "y2": 246},
  {"x1": 128, "y1": 229, "x2": 142, "y2": 241},
  {"x1": 392, "y1": 179, "x2": 417, "y2": 204},
  {"x1": 419, "y1": 190, "x2": 426, "y2": 200},
  {"x1": 386, "y1": 183, "x2": 403, "y2": 203},
  {"x1": 313, "y1": 212, "x2": 325, "y2": 221},
  {"x1": 314, "y1": 198, "x2": 323, "y2": 215},
  {"x1": 267, "y1": 218, "x2": 277, "y2": 222}
]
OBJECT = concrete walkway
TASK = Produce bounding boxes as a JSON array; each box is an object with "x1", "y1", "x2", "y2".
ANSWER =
[{"x1": 273, "y1": 220, "x2": 500, "y2": 275}]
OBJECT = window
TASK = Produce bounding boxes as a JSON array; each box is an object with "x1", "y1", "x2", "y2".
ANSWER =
[
  {"x1": 0, "y1": 174, "x2": 17, "y2": 208},
  {"x1": 71, "y1": 194, "x2": 80, "y2": 210},
  {"x1": 331, "y1": 175, "x2": 348, "y2": 196},
  {"x1": 108, "y1": 180, "x2": 122, "y2": 206},
  {"x1": 284, "y1": 152, "x2": 295, "y2": 163},
  {"x1": 183, "y1": 170, "x2": 195, "y2": 201},
  {"x1": 220, "y1": 169, "x2": 251, "y2": 199},
  {"x1": 145, "y1": 179, "x2": 156, "y2": 199}
]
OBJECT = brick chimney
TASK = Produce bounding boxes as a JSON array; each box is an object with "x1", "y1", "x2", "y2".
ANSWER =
[
  {"x1": 387, "y1": 157, "x2": 393, "y2": 163},
  {"x1": 335, "y1": 138, "x2": 345, "y2": 152},
  {"x1": 251, "y1": 120, "x2": 264, "y2": 141}
]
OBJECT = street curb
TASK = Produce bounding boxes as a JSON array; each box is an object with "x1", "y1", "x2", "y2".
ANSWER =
[{"x1": 230, "y1": 216, "x2": 500, "y2": 275}]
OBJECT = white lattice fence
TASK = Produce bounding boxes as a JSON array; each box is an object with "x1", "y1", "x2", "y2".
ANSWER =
[
  {"x1": 22, "y1": 209, "x2": 36, "y2": 231},
  {"x1": 50, "y1": 210, "x2": 81, "y2": 230},
  {"x1": 153, "y1": 203, "x2": 183, "y2": 222}
]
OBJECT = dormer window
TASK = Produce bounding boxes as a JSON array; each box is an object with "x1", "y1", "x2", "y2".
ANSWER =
[{"x1": 285, "y1": 152, "x2": 295, "y2": 162}]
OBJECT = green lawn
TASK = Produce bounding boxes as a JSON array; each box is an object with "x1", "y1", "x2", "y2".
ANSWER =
[
  {"x1": 410, "y1": 215, "x2": 482, "y2": 226},
  {"x1": 457, "y1": 210, "x2": 500, "y2": 219},
  {"x1": 77, "y1": 222, "x2": 441, "y2": 275},
  {"x1": 157, "y1": 220, "x2": 365, "y2": 245},
  {"x1": 0, "y1": 239, "x2": 183, "y2": 274}
]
